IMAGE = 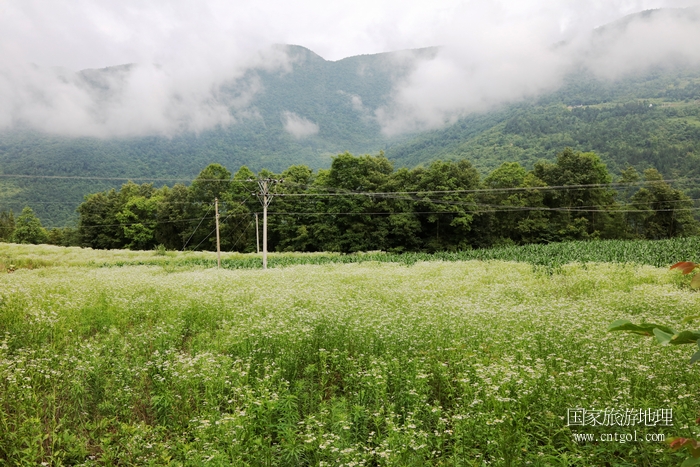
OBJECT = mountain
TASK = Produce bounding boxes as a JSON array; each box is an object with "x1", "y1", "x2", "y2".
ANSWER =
[
  {"x1": 0, "y1": 45, "x2": 437, "y2": 226},
  {"x1": 1, "y1": 8, "x2": 700, "y2": 227},
  {"x1": 384, "y1": 67, "x2": 700, "y2": 177}
]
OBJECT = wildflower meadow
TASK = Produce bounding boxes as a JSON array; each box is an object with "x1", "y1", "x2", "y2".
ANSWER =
[{"x1": 1, "y1": 241, "x2": 700, "y2": 466}]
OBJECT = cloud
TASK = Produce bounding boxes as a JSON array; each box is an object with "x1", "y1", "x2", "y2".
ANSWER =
[
  {"x1": 281, "y1": 111, "x2": 319, "y2": 139},
  {"x1": 0, "y1": 0, "x2": 291, "y2": 137},
  {"x1": 374, "y1": 3, "x2": 700, "y2": 135},
  {"x1": 0, "y1": 45, "x2": 289, "y2": 137},
  {"x1": 584, "y1": 8, "x2": 700, "y2": 79},
  {"x1": 1, "y1": 0, "x2": 699, "y2": 138}
]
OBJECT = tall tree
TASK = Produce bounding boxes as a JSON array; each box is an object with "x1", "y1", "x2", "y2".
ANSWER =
[
  {"x1": 186, "y1": 164, "x2": 235, "y2": 251},
  {"x1": 412, "y1": 160, "x2": 480, "y2": 251},
  {"x1": 78, "y1": 189, "x2": 126, "y2": 249},
  {"x1": 0, "y1": 210, "x2": 15, "y2": 242},
  {"x1": 12, "y1": 207, "x2": 47, "y2": 244},
  {"x1": 534, "y1": 148, "x2": 617, "y2": 241},
  {"x1": 475, "y1": 162, "x2": 549, "y2": 246},
  {"x1": 269, "y1": 165, "x2": 318, "y2": 252},
  {"x1": 629, "y1": 168, "x2": 698, "y2": 239},
  {"x1": 115, "y1": 193, "x2": 161, "y2": 250},
  {"x1": 154, "y1": 184, "x2": 191, "y2": 250},
  {"x1": 383, "y1": 167, "x2": 423, "y2": 252},
  {"x1": 317, "y1": 152, "x2": 394, "y2": 252}
]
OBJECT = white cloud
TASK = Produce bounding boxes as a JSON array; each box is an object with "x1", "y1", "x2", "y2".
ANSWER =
[
  {"x1": 0, "y1": 44, "x2": 289, "y2": 137},
  {"x1": 282, "y1": 111, "x2": 319, "y2": 139},
  {"x1": 583, "y1": 8, "x2": 700, "y2": 79},
  {"x1": 1, "y1": 0, "x2": 699, "y2": 137},
  {"x1": 374, "y1": 3, "x2": 700, "y2": 135}
]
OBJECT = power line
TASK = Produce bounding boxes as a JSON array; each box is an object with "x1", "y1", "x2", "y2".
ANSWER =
[
  {"x1": 189, "y1": 210, "x2": 251, "y2": 252},
  {"x1": 4, "y1": 189, "x2": 698, "y2": 225},
  {"x1": 267, "y1": 206, "x2": 700, "y2": 215},
  {"x1": 181, "y1": 206, "x2": 213, "y2": 251},
  {"x1": 37, "y1": 201, "x2": 700, "y2": 231},
  {"x1": 78, "y1": 216, "x2": 214, "y2": 229},
  {"x1": 0, "y1": 173, "x2": 256, "y2": 183},
  {"x1": 5, "y1": 194, "x2": 700, "y2": 210},
  {"x1": 226, "y1": 218, "x2": 256, "y2": 252},
  {"x1": 54, "y1": 203, "x2": 700, "y2": 233},
  {"x1": 2, "y1": 172, "x2": 700, "y2": 194},
  {"x1": 276, "y1": 182, "x2": 700, "y2": 197}
]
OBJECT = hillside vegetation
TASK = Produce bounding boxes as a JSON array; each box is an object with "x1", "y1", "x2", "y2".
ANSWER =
[
  {"x1": 385, "y1": 68, "x2": 700, "y2": 179},
  {"x1": 3, "y1": 62, "x2": 700, "y2": 228},
  {"x1": 0, "y1": 46, "x2": 434, "y2": 226},
  {"x1": 2, "y1": 149, "x2": 698, "y2": 253}
]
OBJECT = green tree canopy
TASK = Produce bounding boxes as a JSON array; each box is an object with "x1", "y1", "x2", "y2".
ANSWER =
[
  {"x1": 629, "y1": 168, "x2": 698, "y2": 239},
  {"x1": 12, "y1": 207, "x2": 47, "y2": 244},
  {"x1": 0, "y1": 210, "x2": 15, "y2": 242},
  {"x1": 534, "y1": 148, "x2": 618, "y2": 240}
]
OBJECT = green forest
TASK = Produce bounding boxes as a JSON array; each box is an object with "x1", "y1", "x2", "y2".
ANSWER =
[
  {"x1": 1, "y1": 46, "x2": 700, "y2": 228},
  {"x1": 385, "y1": 68, "x2": 700, "y2": 180},
  {"x1": 1, "y1": 150, "x2": 696, "y2": 253}
]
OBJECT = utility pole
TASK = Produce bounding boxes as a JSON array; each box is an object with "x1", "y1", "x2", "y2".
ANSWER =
[
  {"x1": 215, "y1": 198, "x2": 221, "y2": 269},
  {"x1": 250, "y1": 178, "x2": 282, "y2": 270},
  {"x1": 255, "y1": 212, "x2": 260, "y2": 254}
]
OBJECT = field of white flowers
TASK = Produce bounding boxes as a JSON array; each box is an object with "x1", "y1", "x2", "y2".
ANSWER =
[{"x1": 1, "y1": 244, "x2": 700, "y2": 466}]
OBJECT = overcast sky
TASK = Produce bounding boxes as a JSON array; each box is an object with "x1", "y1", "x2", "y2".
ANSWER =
[
  {"x1": 2, "y1": 0, "x2": 698, "y2": 68},
  {"x1": 1, "y1": 0, "x2": 699, "y2": 137}
]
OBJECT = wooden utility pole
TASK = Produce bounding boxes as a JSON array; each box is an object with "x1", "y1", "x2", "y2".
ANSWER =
[
  {"x1": 215, "y1": 198, "x2": 221, "y2": 268},
  {"x1": 250, "y1": 178, "x2": 282, "y2": 270},
  {"x1": 255, "y1": 212, "x2": 260, "y2": 254},
  {"x1": 261, "y1": 180, "x2": 269, "y2": 269}
]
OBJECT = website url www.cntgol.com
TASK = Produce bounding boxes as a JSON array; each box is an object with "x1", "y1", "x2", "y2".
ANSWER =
[{"x1": 572, "y1": 432, "x2": 665, "y2": 444}]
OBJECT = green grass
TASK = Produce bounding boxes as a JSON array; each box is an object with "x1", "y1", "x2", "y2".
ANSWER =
[
  {"x1": 3, "y1": 236, "x2": 700, "y2": 273},
  {"x1": 1, "y1": 242, "x2": 700, "y2": 465}
]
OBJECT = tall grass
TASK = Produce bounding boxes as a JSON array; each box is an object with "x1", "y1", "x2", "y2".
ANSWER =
[{"x1": 1, "y1": 251, "x2": 700, "y2": 465}]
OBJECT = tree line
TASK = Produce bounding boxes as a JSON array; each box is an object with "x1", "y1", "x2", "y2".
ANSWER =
[{"x1": 1, "y1": 149, "x2": 697, "y2": 252}]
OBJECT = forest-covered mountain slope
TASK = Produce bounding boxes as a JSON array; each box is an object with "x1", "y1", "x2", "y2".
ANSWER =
[
  {"x1": 0, "y1": 45, "x2": 436, "y2": 226},
  {"x1": 1, "y1": 8, "x2": 700, "y2": 227},
  {"x1": 384, "y1": 67, "x2": 700, "y2": 179}
]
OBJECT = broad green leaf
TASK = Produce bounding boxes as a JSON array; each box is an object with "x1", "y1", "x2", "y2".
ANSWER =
[
  {"x1": 653, "y1": 328, "x2": 673, "y2": 345},
  {"x1": 608, "y1": 319, "x2": 675, "y2": 336},
  {"x1": 671, "y1": 261, "x2": 699, "y2": 274},
  {"x1": 683, "y1": 315, "x2": 700, "y2": 323},
  {"x1": 681, "y1": 457, "x2": 700, "y2": 467},
  {"x1": 670, "y1": 331, "x2": 700, "y2": 345},
  {"x1": 691, "y1": 273, "x2": 700, "y2": 289},
  {"x1": 690, "y1": 350, "x2": 700, "y2": 365}
]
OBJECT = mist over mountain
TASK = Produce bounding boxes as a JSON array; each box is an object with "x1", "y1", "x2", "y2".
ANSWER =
[
  {"x1": 0, "y1": 44, "x2": 439, "y2": 225},
  {"x1": 1, "y1": 7, "x2": 700, "y2": 227}
]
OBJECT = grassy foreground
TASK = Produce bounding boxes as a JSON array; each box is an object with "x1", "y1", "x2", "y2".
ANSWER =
[{"x1": 1, "y1": 244, "x2": 700, "y2": 465}]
